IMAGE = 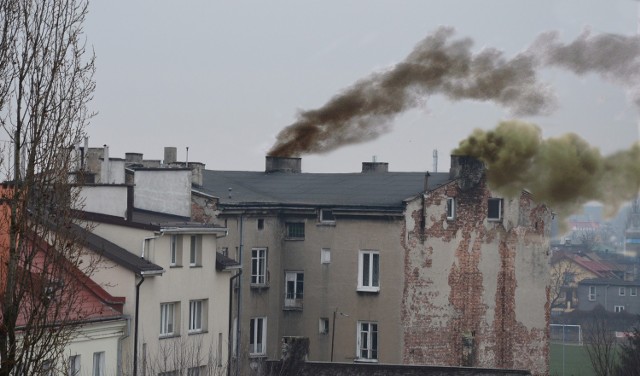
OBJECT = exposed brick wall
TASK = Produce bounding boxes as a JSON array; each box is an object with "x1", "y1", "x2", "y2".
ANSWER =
[{"x1": 401, "y1": 176, "x2": 550, "y2": 376}]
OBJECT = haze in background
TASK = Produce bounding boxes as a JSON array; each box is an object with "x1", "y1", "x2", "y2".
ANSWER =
[{"x1": 83, "y1": 0, "x2": 638, "y2": 173}]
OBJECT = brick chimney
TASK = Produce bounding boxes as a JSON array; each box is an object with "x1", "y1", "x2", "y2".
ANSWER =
[
  {"x1": 449, "y1": 155, "x2": 485, "y2": 191},
  {"x1": 266, "y1": 156, "x2": 301, "y2": 173}
]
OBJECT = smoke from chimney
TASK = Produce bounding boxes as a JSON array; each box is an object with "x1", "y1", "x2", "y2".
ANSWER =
[
  {"x1": 455, "y1": 120, "x2": 640, "y2": 218},
  {"x1": 268, "y1": 27, "x2": 640, "y2": 158}
]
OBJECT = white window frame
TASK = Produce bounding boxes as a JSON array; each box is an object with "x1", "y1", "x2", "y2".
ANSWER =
[
  {"x1": 319, "y1": 209, "x2": 336, "y2": 223},
  {"x1": 358, "y1": 250, "x2": 380, "y2": 292},
  {"x1": 170, "y1": 235, "x2": 179, "y2": 266},
  {"x1": 321, "y1": 248, "x2": 331, "y2": 264},
  {"x1": 92, "y1": 352, "x2": 105, "y2": 376},
  {"x1": 160, "y1": 302, "x2": 176, "y2": 336},
  {"x1": 190, "y1": 235, "x2": 202, "y2": 267},
  {"x1": 284, "y1": 271, "x2": 304, "y2": 309},
  {"x1": 249, "y1": 317, "x2": 267, "y2": 356},
  {"x1": 614, "y1": 305, "x2": 625, "y2": 313},
  {"x1": 631, "y1": 287, "x2": 638, "y2": 296},
  {"x1": 189, "y1": 300, "x2": 205, "y2": 333},
  {"x1": 588, "y1": 286, "x2": 596, "y2": 301},
  {"x1": 68, "y1": 355, "x2": 81, "y2": 376},
  {"x1": 356, "y1": 321, "x2": 378, "y2": 362},
  {"x1": 446, "y1": 197, "x2": 455, "y2": 220},
  {"x1": 619, "y1": 287, "x2": 626, "y2": 296},
  {"x1": 251, "y1": 248, "x2": 268, "y2": 286},
  {"x1": 487, "y1": 198, "x2": 503, "y2": 221}
]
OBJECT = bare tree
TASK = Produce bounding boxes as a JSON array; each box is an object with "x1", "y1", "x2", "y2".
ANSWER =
[
  {"x1": 549, "y1": 256, "x2": 580, "y2": 311},
  {"x1": 130, "y1": 336, "x2": 228, "y2": 376},
  {"x1": 584, "y1": 308, "x2": 619, "y2": 376},
  {"x1": 0, "y1": 0, "x2": 96, "y2": 375}
]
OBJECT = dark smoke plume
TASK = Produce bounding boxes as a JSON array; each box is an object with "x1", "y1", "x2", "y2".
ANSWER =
[
  {"x1": 269, "y1": 27, "x2": 554, "y2": 157},
  {"x1": 269, "y1": 27, "x2": 640, "y2": 158},
  {"x1": 455, "y1": 120, "x2": 640, "y2": 218}
]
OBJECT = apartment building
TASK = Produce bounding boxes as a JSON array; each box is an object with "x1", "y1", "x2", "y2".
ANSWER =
[
  {"x1": 72, "y1": 146, "x2": 238, "y2": 376},
  {"x1": 198, "y1": 155, "x2": 551, "y2": 375}
]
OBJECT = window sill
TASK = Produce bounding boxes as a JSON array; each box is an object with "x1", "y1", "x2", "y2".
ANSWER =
[
  {"x1": 354, "y1": 358, "x2": 378, "y2": 363},
  {"x1": 283, "y1": 305, "x2": 303, "y2": 311},
  {"x1": 249, "y1": 354, "x2": 267, "y2": 359},
  {"x1": 487, "y1": 218, "x2": 502, "y2": 222},
  {"x1": 357, "y1": 287, "x2": 380, "y2": 294},
  {"x1": 159, "y1": 334, "x2": 180, "y2": 340},
  {"x1": 169, "y1": 265, "x2": 183, "y2": 269},
  {"x1": 189, "y1": 265, "x2": 202, "y2": 269},
  {"x1": 285, "y1": 237, "x2": 305, "y2": 241},
  {"x1": 188, "y1": 330, "x2": 208, "y2": 336},
  {"x1": 250, "y1": 284, "x2": 270, "y2": 290},
  {"x1": 317, "y1": 221, "x2": 336, "y2": 227}
]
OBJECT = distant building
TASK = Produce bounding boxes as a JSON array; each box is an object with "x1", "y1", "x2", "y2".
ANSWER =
[{"x1": 577, "y1": 278, "x2": 640, "y2": 314}]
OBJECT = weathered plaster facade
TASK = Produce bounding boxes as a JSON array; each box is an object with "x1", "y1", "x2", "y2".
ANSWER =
[{"x1": 401, "y1": 158, "x2": 550, "y2": 375}]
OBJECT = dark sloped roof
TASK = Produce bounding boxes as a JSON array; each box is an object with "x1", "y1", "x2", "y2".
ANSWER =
[
  {"x1": 578, "y1": 278, "x2": 640, "y2": 287},
  {"x1": 75, "y1": 225, "x2": 164, "y2": 275},
  {"x1": 216, "y1": 252, "x2": 240, "y2": 271},
  {"x1": 200, "y1": 170, "x2": 452, "y2": 209}
]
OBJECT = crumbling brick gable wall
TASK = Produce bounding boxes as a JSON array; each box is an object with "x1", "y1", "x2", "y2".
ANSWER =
[{"x1": 401, "y1": 177, "x2": 550, "y2": 376}]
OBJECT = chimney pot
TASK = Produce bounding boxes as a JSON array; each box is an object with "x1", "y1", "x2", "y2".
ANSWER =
[
  {"x1": 361, "y1": 161, "x2": 389, "y2": 173},
  {"x1": 265, "y1": 156, "x2": 301, "y2": 173},
  {"x1": 164, "y1": 147, "x2": 177, "y2": 165}
]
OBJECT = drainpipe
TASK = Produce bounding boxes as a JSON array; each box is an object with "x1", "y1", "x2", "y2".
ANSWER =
[
  {"x1": 235, "y1": 214, "x2": 244, "y2": 376},
  {"x1": 133, "y1": 275, "x2": 144, "y2": 376},
  {"x1": 228, "y1": 269, "x2": 242, "y2": 376}
]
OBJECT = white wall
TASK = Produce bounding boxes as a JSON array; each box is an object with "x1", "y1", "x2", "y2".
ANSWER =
[
  {"x1": 134, "y1": 170, "x2": 191, "y2": 217},
  {"x1": 64, "y1": 319, "x2": 128, "y2": 376},
  {"x1": 76, "y1": 186, "x2": 128, "y2": 218}
]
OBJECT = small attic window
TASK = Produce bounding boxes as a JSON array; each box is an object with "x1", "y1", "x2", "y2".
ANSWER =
[
  {"x1": 319, "y1": 209, "x2": 335, "y2": 223},
  {"x1": 446, "y1": 198, "x2": 455, "y2": 220}
]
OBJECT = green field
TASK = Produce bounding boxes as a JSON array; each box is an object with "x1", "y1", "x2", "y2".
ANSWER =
[{"x1": 550, "y1": 343, "x2": 595, "y2": 376}]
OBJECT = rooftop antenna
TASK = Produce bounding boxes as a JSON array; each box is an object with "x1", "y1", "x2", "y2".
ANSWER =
[
  {"x1": 372, "y1": 155, "x2": 377, "y2": 163},
  {"x1": 186, "y1": 146, "x2": 189, "y2": 168},
  {"x1": 432, "y1": 149, "x2": 438, "y2": 173}
]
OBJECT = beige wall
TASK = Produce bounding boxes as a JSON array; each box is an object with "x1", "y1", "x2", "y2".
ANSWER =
[
  {"x1": 64, "y1": 319, "x2": 128, "y2": 376},
  {"x1": 220, "y1": 211, "x2": 406, "y2": 366},
  {"x1": 88, "y1": 225, "x2": 232, "y2": 375}
]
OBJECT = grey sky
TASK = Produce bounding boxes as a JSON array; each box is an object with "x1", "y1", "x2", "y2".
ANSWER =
[{"x1": 85, "y1": 0, "x2": 639, "y2": 173}]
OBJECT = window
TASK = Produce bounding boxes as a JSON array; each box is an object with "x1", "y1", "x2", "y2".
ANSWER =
[
  {"x1": 92, "y1": 352, "x2": 105, "y2": 376},
  {"x1": 43, "y1": 360, "x2": 54, "y2": 376},
  {"x1": 619, "y1": 287, "x2": 626, "y2": 296},
  {"x1": 189, "y1": 235, "x2": 202, "y2": 267},
  {"x1": 251, "y1": 248, "x2": 267, "y2": 286},
  {"x1": 321, "y1": 248, "x2": 331, "y2": 264},
  {"x1": 446, "y1": 197, "x2": 455, "y2": 220},
  {"x1": 68, "y1": 355, "x2": 81, "y2": 376},
  {"x1": 284, "y1": 272, "x2": 304, "y2": 309},
  {"x1": 160, "y1": 302, "x2": 176, "y2": 336},
  {"x1": 358, "y1": 250, "x2": 380, "y2": 292},
  {"x1": 286, "y1": 222, "x2": 305, "y2": 239},
  {"x1": 319, "y1": 318, "x2": 329, "y2": 334},
  {"x1": 189, "y1": 300, "x2": 206, "y2": 333},
  {"x1": 615, "y1": 305, "x2": 625, "y2": 313},
  {"x1": 187, "y1": 367, "x2": 205, "y2": 376},
  {"x1": 563, "y1": 272, "x2": 575, "y2": 285},
  {"x1": 588, "y1": 286, "x2": 596, "y2": 301},
  {"x1": 357, "y1": 321, "x2": 378, "y2": 361},
  {"x1": 320, "y1": 209, "x2": 335, "y2": 223},
  {"x1": 250, "y1": 317, "x2": 267, "y2": 356},
  {"x1": 487, "y1": 198, "x2": 503, "y2": 221},
  {"x1": 257, "y1": 218, "x2": 264, "y2": 230},
  {"x1": 631, "y1": 287, "x2": 638, "y2": 296},
  {"x1": 170, "y1": 235, "x2": 183, "y2": 266}
]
